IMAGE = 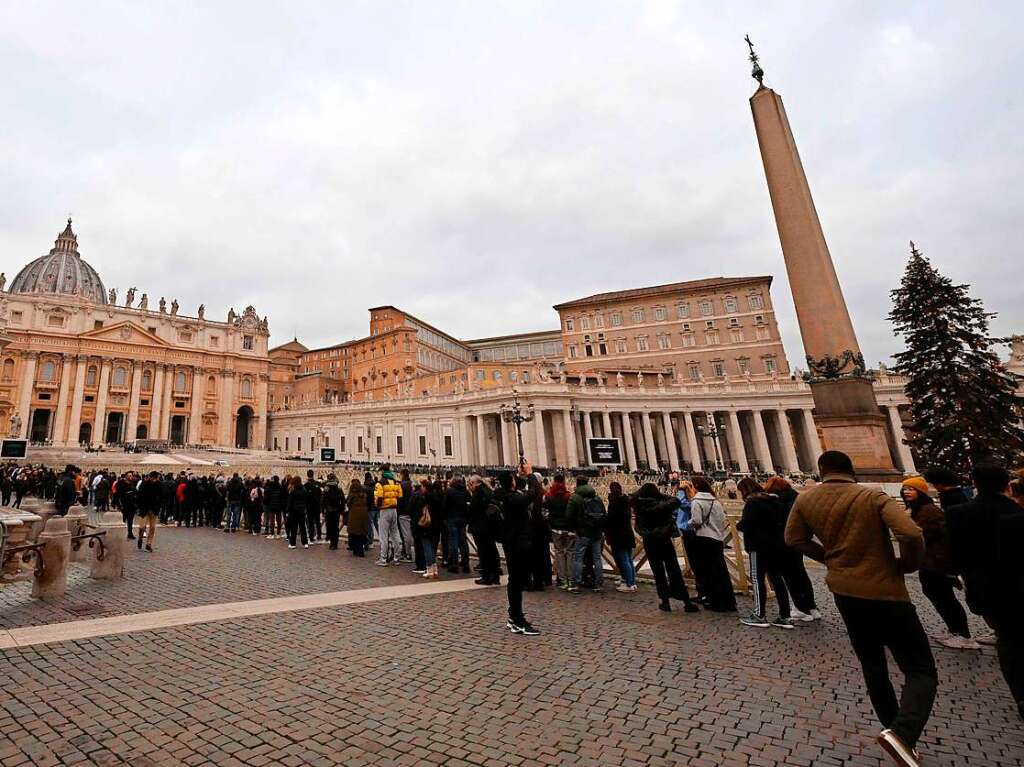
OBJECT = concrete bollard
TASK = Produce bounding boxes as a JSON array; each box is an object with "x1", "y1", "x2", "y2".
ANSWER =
[
  {"x1": 29, "y1": 501, "x2": 57, "y2": 541},
  {"x1": 65, "y1": 508, "x2": 90, "y2": 563},
  {"x1": 31, "y1": 516, "x2": 71, "y2": 599},
  {"x1": 89, "y1": 511, "x2": 126, "y2": 580}
]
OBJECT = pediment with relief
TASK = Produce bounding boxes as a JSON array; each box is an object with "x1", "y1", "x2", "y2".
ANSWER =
[{"x1": 79, "y1": 321, "x2": 170, "y2": 347}]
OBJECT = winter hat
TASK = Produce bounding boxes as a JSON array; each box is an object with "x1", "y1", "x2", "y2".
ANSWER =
[{"x1": 901, "y1": 476, "x2": 930, "y2": 494}]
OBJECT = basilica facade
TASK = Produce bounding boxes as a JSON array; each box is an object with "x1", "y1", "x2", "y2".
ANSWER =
[{"x1": 0, "y1": 220, "x2": 271, "y2": 449}]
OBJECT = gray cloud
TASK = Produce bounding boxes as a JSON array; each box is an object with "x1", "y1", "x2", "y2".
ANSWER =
[{"x1": 2, "y1": 1, "x2": 1021, "y2": 363}]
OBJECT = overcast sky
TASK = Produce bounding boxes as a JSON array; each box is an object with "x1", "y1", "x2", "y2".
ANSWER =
[{"x1": 2, "y1": 1, "x2": 1021, "y2": 366}]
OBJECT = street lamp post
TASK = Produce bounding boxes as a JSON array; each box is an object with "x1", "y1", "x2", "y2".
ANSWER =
[
  {"x1": 500, "y1": 387, "x2": 535, "y2": 468},
  {"x1": 695, "y1": 412, "x2": 725, "y2": 474}
]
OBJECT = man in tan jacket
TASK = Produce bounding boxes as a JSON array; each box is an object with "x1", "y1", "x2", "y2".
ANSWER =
[{"x1": 786, "y1": 450, "x2": 936, "y2": 767}]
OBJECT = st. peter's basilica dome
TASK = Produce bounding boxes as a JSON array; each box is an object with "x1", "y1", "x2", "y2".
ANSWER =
[{"x1": 7, "y1": 218, "x2": 107, "y2": 304}]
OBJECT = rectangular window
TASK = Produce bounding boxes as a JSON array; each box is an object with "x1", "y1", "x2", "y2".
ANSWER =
[
  {"x1": 631, "y1": 309, "x2": 645, "y2": 324},
  {"x1": 285, "y1": 437, "x2": 289, "y2": 451},
  {"x1": 681, "y1": 333, "x2": 696, "y2": 348},
  {"x1": 11, "y1": 311, "x2": 23, "y2": 324},
  {"x1": 243, "y1": 335, "x2": 254, "y2": 350},
  {"x1": 594, "y1": 315, "x2": 604, "y2": 328},
  {"x1": 580, "y1": 317, "x2": 591, "y2": 330},
  {"x1": 636, "y1": 336, "x2": 649, "y2": 352},
  {"x1": 357, "y1": 436, "x2": 363, "y2": 454},
  {"x1": 568, "y1": 346, "x2": 578, "y2": 359},
  {"x1": 754, "y1": 314, "x2": 765, "y2": 324},
  {"x1": 565, "y1": 319, "x2": 575, "y2": 332},
  {"x1": 615, "y1": 339, "x2": 627, "y2": 354},
  {"x1": 749, "y1": 295, "x2": 764, "y2": 310},
  {"x1": 699, "y1": 300, "x2": 713, "y2": 316},
  {"x1": 689, "y1": 364, "x2": 701, "y2": 381},
  {"x1": 444, "y1": 435, "x2": 453, "y2": 457},
  {"x1": 756, "y1": 326, "x2": 770, "y2": 340},
  {"x1": 731, "y1": 329, "x2": 744, "y2": 343},
  {"x1": 339, "y1": 436, "x2": 345, "y2": 453},
  {"x1": 705, "y1": 320, "x2": 716, "y2": 329},
  {"x1": 724, "y1": 297, "x2": 739, "y2": 313},
  {"x1": 677, "y1": 303, "x2": 690, "y2": 319},
  {"x1": 419, "y1": 435, "x2": 427, "y2": 455},
  {"x1": 94, "y1": 320, "x2": 104, "y2": 330},
  {"x1": 653, "y1": 307, "x2": 666, "y2": 321},
  {"x1": 598, "y1": 343, "x2": 607, "y2": 355},
  {"x1": 737, "y1": 358, "x2": 750, "y2": 375},
  {"x1": 705, "y1": 331, "x2": 719, "y2": 345},
  {"x1": 297, "y1": 437, "x2": 302, "y2": 451},
  {"x1": 657, "y1": 334, "x2": 671, "y2": 350},
  {"x1": 376, "y1": 435, "x2": 382, "y2": 454},
  {"x1": 765, "y1": 357, "x2": 777, "y2": 374},
  {"x1": 712, "y1": 361, "x2": 725, "y2": 377},
  {"x1": 610, "y1": 312, "x2": 623, "y2": 327},
  {"x1": 729, "y1": 317, "x2": 740, "y2": 327},
  {"x1": 210, "y1": 336, "x2": 219, "y2": 347}
]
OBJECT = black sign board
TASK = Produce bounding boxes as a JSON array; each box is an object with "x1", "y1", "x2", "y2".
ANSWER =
[
  {"x1": 0, "y1": 439, "x2": 28, "y2": 459},
  {"x1": 587, "y1": 437, "x2": 622, "y2": 466},
  {"x1": 318, "y1": 447, "x2": 336, "y2": 463}
]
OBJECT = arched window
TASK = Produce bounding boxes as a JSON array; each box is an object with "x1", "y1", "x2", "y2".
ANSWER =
[
  {"x1": 40, "y1": 360, "x2": 56, "y2": 382},
  {"x1": 2, "y1": 359, "x2": 14, "y2": 381},
  {"x1": 113, "y1": 366, "x2": 127, "y2": 387},
  {"x1": 174, "y1": 371, "x2": 187, "y2": 392},
  {"x1": 240, "y1": 378, "x2": 253, "y2": 398},
  {"x1": 142, "y1": 370, "x2": 152, "y2": 391},
  {"x1": 86, "y1": 366, "x2": 97, "y2": 387},
  {"x1": 207, "y1": 375, "x2": 216, "y2": 392}
]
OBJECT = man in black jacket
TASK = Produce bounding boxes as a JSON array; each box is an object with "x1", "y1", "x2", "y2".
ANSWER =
[
  {"x1": 443, "y1": 477, "x2": 471, "y2": 574},
  {"x1": 494, "y1": 470, "x2": 540, "y2": 636},
  {"x1": 469, "y1": 474, "x2": 501, "y2": 585},
  {"x1": 54, "y1": 465, "x2": 78, "y2": 517},
  {"x1": 304, "y1": 470, "x2": 323, "y2": 543},
  {"x1": 947, "y1": 464, "x2": 1024, "y2": 721},
  {"x1": 136, "y1": 471, "x2": 162, "y2": 551}
]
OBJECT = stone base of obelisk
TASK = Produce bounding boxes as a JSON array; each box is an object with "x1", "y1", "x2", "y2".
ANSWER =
[{"x1": 810, "y1": 378, "x2": 904, "y2": 482}]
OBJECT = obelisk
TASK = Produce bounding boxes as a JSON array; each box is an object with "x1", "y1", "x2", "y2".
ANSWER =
[{"x1": 746, "y1": 38, "x2": 899, "y2": 479}]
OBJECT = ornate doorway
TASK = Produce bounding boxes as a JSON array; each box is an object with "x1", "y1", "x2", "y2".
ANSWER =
[
  {"x1": 235, "y1": 405, "x2": 253, "y2": 449},
  {"x1": 30, "y1": 409, "x2": 51, "y2": 442},
  {"x1": 169, "y1": 415, "x2": 187, "y2": 445},
  {"x1": 78, "y1": 422, "x2": 93, "y2": 445},
  {"x1": 104, "y1": 412, "x2": 124, "y2": 444}
]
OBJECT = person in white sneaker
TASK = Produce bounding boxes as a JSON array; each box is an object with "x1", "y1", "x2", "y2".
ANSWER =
[
  {"x1": 900, "y1": 476, "x2": 979, "y2": 649},
  {"x1": 605, "y1": 482, "x2": 637, "y2": 593}
]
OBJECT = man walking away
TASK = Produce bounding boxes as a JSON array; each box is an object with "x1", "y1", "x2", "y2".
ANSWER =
[
  {"x1": 54, "y1": 465, "x2": 78, "y2": 517},
  {"x1": 136, "y1": 471, "x2": 162, "y2": 552},
  {"x1": 786, "y1": 450, "x2": 935, "y2": 767},
  {"x1": 225, "y1": 473, "x2": 244, "y2": 532},
  {"x1": 322, "y1": 474, "x2": 346, "y2": 550},
  {"x1": 544, "y1": 474, "x2": 574, "y2": 590},
  {"x1": 566, "y1": 476, "x2": 606, "y2": 593},
  {"x1": 444, "y1": 476, "x2": 471, "y2": 574},
  {"x1": 374, "y1": 464, "x2": 404, "y2": 565},
  {"x1": 397, "y1": 468, "x2": 414, "y2": 561},
  {"x1": 495, "y1": 470, "x2": 540, "y2": 635},
  {"x1": 469, "y1": 474, "x2": 501, "y2": 585},
  {"x1": 946, "y1": 464, "x2": 1024, "y2": 721},
  {"x1": 304, "y1": 470, "x2": 323, "y2": 543}
]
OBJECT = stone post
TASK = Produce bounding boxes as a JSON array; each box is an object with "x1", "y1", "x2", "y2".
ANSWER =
[
  {"x1": 65, "y1": 506, "x2": 90, "y2": 563},
  {"x1": 90, "y1": 511, "x2": 127, "y2": 580},
  {"x1": 32, "y1": 516, "x2": 71, "y2": 599}
]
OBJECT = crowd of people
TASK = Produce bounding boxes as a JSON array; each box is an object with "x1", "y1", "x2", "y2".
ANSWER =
[{"x1": 9, "y1": 451, "x2": 1023, "y2": 767}]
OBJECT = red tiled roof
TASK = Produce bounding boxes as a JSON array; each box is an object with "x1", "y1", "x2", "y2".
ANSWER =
[{"x1": 552, "y1": 275, "x2": 773, "y2": 311}]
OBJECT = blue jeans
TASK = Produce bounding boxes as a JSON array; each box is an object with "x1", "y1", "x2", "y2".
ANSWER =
[
  {"x1": 227, "y1": 501, "x2": 242, "y2": 531},
  {"x1": 573, "y1": 535, "x2": 605, "y2": 587},
  {"x1": 422, "y1": 536, "x2": 436, "y2": 567},
  {"x1": 614, "y1": 547, "x2": 636, "y2": 587},
  {"x1": 447, "y1": 518, "x2": 469, "y2": 569}
]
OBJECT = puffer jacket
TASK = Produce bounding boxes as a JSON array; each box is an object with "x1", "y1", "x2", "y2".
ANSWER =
[
  {"x1": 736, "y1": 492, "x2": 785, "y2": 554},
  {"x1": 374, "y1": 476, "x2": 403, "y2": 509},
  {"x1": 634, "y1": 493, "x2": 680, "y2": 541}
]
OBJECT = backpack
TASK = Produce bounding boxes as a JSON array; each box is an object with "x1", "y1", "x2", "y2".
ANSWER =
[
  {"x1": 582, "y1": 496, "x2": 607, "y2": 526},
  {"x1": 485, "y1": 496, "x2": 505, "y2": 527}
]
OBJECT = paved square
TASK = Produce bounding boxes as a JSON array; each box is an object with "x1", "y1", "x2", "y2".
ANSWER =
[{"x1": 1, "y1": 528, "x2": 1021, "y2": 766}]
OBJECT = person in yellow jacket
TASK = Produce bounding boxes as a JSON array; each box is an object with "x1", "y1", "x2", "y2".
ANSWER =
[{"x1": 374, "y1": 465, "x2": 405, "y2": 566}]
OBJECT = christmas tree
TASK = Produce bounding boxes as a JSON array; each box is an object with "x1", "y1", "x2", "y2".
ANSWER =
[{"x1": 888, "y1": 242, "x2": 1024, "y2": 476}]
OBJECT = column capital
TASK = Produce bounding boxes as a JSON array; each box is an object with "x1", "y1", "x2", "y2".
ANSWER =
[{"x1": 23, "y1": 350, "x2": 40, "y2": 360}]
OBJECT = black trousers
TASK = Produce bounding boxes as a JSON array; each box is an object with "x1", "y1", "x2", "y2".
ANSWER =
[
  {"x1": 472, "y1": 524, "x2": 502, "y2": 583},
  {"x1": 918, "y1": 569, "x2": 970, "y2": 638},
  {"x1": 749, "y1": 550, "x2": 790, "y2": 620},
  {"x1": 324, "y1": 510, "x2": 341, "y2": 549},
  {"x1": 122, "y1": 509, "x2": 136, "y2": 536},
  {"x1": 781, "y1": 549, "x2": 817, "y2": 613},
  {"x1": 287, "y1": 511, "x2": 308, "y2": 546},
  {"x1": 506, "y1": 547, "x2": 528, "y2": 623},
  {"x1": 989, "y1": 615, "x2": 1024, "y2": 719},
  {"x1": 305, "y1": 507, "x2": 321, "y2": 541},
  {"x1": 644, "y1": 536, "x2": 691, "y2": 603},
  {"x1": 681, "y1": 532, "x2": 705, "y2": 600},
  {"x1": 412, "y1": 525, "x2": 426, "y2": 570},
  {"x1": 691, "y1": 536, "x2": 735, "y2": 611},
  {"x1": 833, "y1": 594, "x2": 937, "y2": 748}
]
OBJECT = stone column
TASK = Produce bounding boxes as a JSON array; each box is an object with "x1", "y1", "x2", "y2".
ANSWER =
[
  {"x1": 188, "y1": 367, "x2": 205, "y2": 445},
  {"x1": 561, "y1": 409, "x2": 579, "y2": 468},
  {"x1": 66, "y1": 356, "x2": 88, "y2": 446},
  {"x1": 93, "y1": 360, "x2": 112, "y2": 443},
  {"x1": 254, "y1": 374, "x2": 268, "y2": 449},
  {"x1": 475, "y1": 414, "x2": 488, "y2": 465},
  {"x1": 801, "y1": 408, "x2": 823, "y2": 468},
  {"x1": 775, "y1": 409, "x2": 800, "y2": 472},
  {"x1": 726, "y1": 410, "x2": 750, "y2": 473},
  {"x1": 500, "y1": 413, "x2": 513, "y2": 465},
  {"x1": 125, "y1": 363, "x2": 144, "y2": 442},
  {"x1": 534, "y1": 410, "x2": 548, "y2": 467},
  {"x1": 581, "y1": 411, "x2": 594, "y2": 464},
  {"x1": 640, "y1": 412, "x2": 658, "y2": 469},
  {"x1": 601, "y1": 411, "x2": 613, "y2": 439},
  {"x1": 149, "y1": 364, "x2": 165, "y2": 437},
  {"x1": 660, "y1": 411, "x2": 680, "y2": 471},
  {"x1": 52, "y1": 355, "x2": 74, "y2": 445},
  {"x1": 158, "y1": 364, "x2": 173, "y2": 436},
  {"x1": 887, "y1": 406, "x2": 916, "y2": 474},
  {"x1": 219, "y1": 371, "x2": 235, "y2": 447},
  {"x1": 620, "y1": 411, "x2": 638, "y2": 471},
  {"x1": 751, "y1": 410, "x2": 774, "y2": 473},
  {"x1": 16, "y1": 352, "x2": 37, "y2": 437},
  {"x1": 459, "y1": 416, "x2": 471, "y2": 465},
  {"x1": 682, "y1": 411, "x2": 702, "y2": 473}
]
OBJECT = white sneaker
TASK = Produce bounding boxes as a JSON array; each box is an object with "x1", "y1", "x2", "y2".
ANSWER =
[
  {"x1": 809, "y1": 608, "x2": 822, "y2": 620},
  {"x1": 615, "y1": 584, "x2": 633, "y2": 593},
  {"x1": 790, "y1": 609, "x2": 815, "y2": 623},
  {"x1": 940, "y1": 635, "x2": 981, "y2": 650},
  {"x1": 376, "y1": 561, "x2": 389, "y2": 567},
  {"x1": 288, "y1": 544, "x2": 296, "y2": 549},
  {"x1": 877, "y1": 729, "x2": 921, "y2": 767},
  {"x1": 303, "y1": 544, "x2": 309, "y2": 549},
  {"x1": 629, "y1": 585, "x2": 638, "y2": 592}
]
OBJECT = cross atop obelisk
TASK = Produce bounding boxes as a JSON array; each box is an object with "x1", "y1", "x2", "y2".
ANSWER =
[{"x1": 744, "y1": 34, "x2": 764, "y2": 86}]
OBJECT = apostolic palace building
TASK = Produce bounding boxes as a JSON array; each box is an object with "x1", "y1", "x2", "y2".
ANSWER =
[{"x1": 0, "y1": 217, "x2": 942, "y2": 475}]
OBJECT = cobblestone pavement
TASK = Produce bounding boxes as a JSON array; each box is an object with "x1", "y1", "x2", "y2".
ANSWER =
[{"x1": 1, "y1": 532, "x2": 1022, "y2": 766}]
